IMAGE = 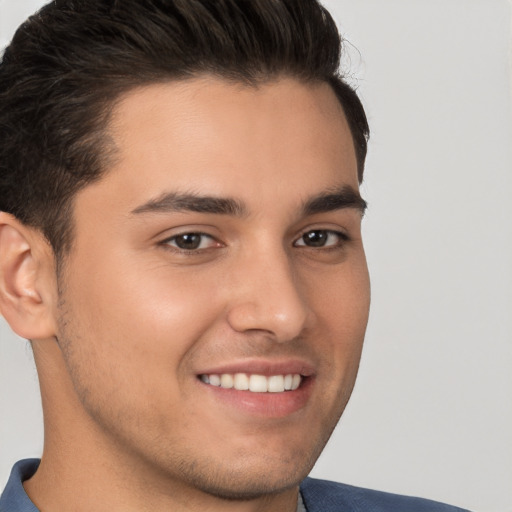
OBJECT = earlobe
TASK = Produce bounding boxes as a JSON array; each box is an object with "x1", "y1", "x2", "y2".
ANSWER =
[{"x1": 0, "y1": 212, "x2": 58, "y2": 340}]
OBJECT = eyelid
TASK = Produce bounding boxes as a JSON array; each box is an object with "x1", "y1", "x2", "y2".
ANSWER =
[
  {"x1": 160, "y1": 231, "x2": 222, "y2": 252},
  {"x1": 293, "y1": 228, "x2": 350, "y2": 248}
]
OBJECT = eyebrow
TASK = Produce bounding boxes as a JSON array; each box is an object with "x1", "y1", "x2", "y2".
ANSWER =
[
  {"x1": 130, "y1": 185, "x2": 366, "y2": 217},
  {"x1": 302, "y1": 185, "x2": 367, "y2": 216},
  {"x1": 131, "y1": 192, "x2": 247, "y2": 216}
]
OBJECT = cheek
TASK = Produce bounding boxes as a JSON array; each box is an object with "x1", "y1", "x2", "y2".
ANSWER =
[
  {"x1": 57, "y1": 255, "x2": 224, "y2": 401},
  {"x1": 304, "y1": 256, "x2": 370, "y2": 384},
  {"x1": 306, "y1": 254, "x2": 370, "y2": 334}
]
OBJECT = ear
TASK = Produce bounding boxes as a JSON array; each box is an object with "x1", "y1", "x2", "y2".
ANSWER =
[{"x1": 0, "y1": 212, "x2": 58, "y2": 340}]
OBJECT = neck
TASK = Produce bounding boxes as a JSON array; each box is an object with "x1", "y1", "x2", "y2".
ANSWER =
[{"x1": 25, "y1": 340, "x2": 300, "y2": 512}]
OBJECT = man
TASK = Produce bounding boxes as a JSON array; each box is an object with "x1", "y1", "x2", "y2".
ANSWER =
[{"x1": 0, "y1": 1, "x2": 470, "y2": 511}]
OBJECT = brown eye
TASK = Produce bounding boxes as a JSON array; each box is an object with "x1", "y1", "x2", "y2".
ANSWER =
[
  {"x1": 164, "y1": 233, "x2": 217, "y2": 251},
  {"x1": 302, "y1": 230, "x2": 328, "y2": 247},
  {"x1": 294, "y1": 230, "x2": 348, "y2": 248}
]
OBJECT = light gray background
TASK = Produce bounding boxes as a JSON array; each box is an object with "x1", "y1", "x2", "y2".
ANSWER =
[{"x1": 1, "y1": 1, "x2": 511, "y2": 511}]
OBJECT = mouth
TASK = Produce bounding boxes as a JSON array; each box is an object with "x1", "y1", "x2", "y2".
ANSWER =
[
  {"x1": 196, "y1": 360, "x2": 315, "y2": 417},
  {"x1": 199, "y1": 373, "x2": 303, "y2": 393}
]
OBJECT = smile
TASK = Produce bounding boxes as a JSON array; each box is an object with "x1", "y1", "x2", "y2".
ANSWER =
[{"x1": 200, "y1": 373, "x2": 302, "y2": 393}]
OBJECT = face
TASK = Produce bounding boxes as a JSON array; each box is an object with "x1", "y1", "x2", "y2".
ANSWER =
[{"x1": 54, "y1": 77, "x2": 370, "y2": 499}]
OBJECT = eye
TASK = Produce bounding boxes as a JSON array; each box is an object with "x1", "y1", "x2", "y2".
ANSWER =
[
  {"x1": 163, "y1": 232, "x2": 219, "y2": 251},
  {"x1": 294, "y1": 229, "x2": 348, "y2": 248}
]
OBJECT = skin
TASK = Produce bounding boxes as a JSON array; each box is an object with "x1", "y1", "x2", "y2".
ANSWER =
[{"x1": 0, "y1": 77, "x2": 370, "y2": 512}]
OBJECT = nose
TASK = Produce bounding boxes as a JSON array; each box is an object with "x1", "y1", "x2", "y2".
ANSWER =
[{"x1": 226, "y1": 247, "x2": 311, "y2": 342}]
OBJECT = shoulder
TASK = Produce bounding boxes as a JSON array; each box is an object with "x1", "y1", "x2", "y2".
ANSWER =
[{"x1": 300, "y1": 477, "x2": 471, "y2": 512}]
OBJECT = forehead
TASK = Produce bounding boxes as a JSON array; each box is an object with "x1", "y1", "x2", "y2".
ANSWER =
[{"x1": 79, "y1": 76, "x2": 359, "y2": 217}]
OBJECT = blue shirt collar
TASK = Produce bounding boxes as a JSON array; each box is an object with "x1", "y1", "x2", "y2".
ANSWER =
[{"x1": 0, "y1": 459, "x2": 40, "y2": 512}]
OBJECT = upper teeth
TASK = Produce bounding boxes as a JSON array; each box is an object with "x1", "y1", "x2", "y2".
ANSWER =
[{"x1": 200, "y1": 373, "x2": 302, "y2": 393}]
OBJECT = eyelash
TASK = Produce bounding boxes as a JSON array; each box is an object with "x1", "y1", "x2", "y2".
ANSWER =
[
  {"x1": 161, "y1": 232, "x2": 220, "y2": 253},
  {"x1": 294, "y1": 229, "x2": 350, "y2": 249},
  {"x1": 160, "y1": 229, "x2": 350, "y2": 254}
]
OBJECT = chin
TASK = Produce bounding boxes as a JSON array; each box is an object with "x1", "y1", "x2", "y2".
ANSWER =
[
  {"x1": 181, "y1": 464, "x2": 309, "y2": 501},
  {"x1": 156, "y1": 444, "x2": 319, "y2": 502}
]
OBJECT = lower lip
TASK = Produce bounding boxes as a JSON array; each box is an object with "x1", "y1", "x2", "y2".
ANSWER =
[{"x1": 199, "y1": 377, "x2": 314, "y2": 418}]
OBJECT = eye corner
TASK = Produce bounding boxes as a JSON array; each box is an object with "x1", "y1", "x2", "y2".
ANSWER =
[
  {"x1": 160, "y1": 231, "x2": 223, "y2": 253},
  {"x1": 293, "y1": 228, "x2": 350, "y2": 249}
]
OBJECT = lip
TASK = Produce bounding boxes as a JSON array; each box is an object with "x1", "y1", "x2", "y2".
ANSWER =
[
  {"x1": 196, "y1": 358, "x2": 316, "y2": 418},
  {"x1": 196, "y1": 358, "x2": 316, "y2": 378}
]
